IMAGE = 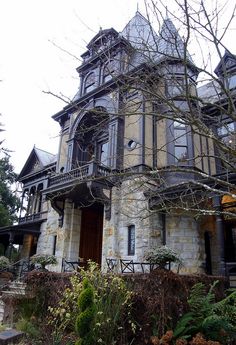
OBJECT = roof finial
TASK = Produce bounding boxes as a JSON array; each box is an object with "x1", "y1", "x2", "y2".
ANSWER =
[
  {"x1": 166, "y1": 6, "x2": 169, "y2": 18},
  {"x1": 136, "y1": 2, "x2": 139, "y2": 13}
]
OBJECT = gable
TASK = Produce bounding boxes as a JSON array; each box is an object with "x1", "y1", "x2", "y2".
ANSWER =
[
  {"x1": 214, "y1": 51, "x2": 236, "y2": 77},
  {"x1": 18, "y1": 150, "x2": 43, "y2": 180},
  {"x1": 18, "y1": 147, "x2": 56, "y2": 181}
]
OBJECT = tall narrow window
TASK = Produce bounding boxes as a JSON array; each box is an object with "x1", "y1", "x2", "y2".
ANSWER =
[
  {"x1": 103, "y1": 60, "x2": 115, "y2": 83},
  {"x1": 84, "y1": 72, "x2": 95, "y2": 94},
  {"x1": 52, "y1": 235, "x2": 57, "y2": 256},
  {"x1": 99, "y1": 141, "x2": 109, "y2": 166},
  {"x1": 174, "y1": 120, "x2": 188, "y2": 162},
  {"x1": 128, "y1": 225, "x2": 135, "y2": 256}
]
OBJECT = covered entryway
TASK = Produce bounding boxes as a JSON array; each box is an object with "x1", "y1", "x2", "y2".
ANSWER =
[{"x1": 79, "y1": 204, "x2": 104, "y2": 265}]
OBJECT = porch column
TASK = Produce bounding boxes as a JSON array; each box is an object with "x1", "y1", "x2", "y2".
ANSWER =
[{"x1": 213, "y1": 195, "x2": 225, "y2": 276}]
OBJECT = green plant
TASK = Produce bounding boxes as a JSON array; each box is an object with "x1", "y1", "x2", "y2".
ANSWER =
[
  {"x1": 48, "y1": 261, "x2": 134, "y2": 344},
  {"x1": 30, "y1": 254, "x2": 57, "y2": 269},
  {"x1": 16, "y1": 318, "x2": 40, "y2": 339},
  {"x1": 0, "y1": 255, "x2": 9, "y2": 270},
  {"x1": 75, "y1": 278, "x2": 95, "y2": 345},
  {"x1": 144, "y1": 245, "x2": 182, "y2": 267},
  {"x1": 173, "y1": 281, "x2": 236, "y2": 344}
]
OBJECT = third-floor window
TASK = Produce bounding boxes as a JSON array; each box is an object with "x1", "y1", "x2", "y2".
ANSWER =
[{"x1": 174, "y1": 120, "x2": 188, "y2": 162}]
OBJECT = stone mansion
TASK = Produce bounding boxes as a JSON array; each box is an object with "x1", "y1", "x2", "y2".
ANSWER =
[{"x1": 1, "y1": 12, "x2": 236, "y2": 276}]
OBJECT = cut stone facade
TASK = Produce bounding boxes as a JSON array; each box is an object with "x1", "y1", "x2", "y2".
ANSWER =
[{"x1": 1, "y1": 12, "x2": 236, "y2": 278}]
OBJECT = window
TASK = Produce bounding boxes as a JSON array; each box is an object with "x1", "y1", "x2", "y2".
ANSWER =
[
  {"x1": 103, "y1": 61, "x2": 115, "y2": 83},
  {"x1": 174, "y1": 120, "x2": 188, "y2": 162},
  {"x1": 128, "y1": 225, "x2": 135, "y2": 255},
  {"x1": 99, "y1": 141, "x2": 109, "y2": 166},
  {"x1": 52, "y1": 235, "x2": 57, "y2": 256},
  {"x1": 225, "y1": 75, "x2": 236, "y2": 90},
  {"x1": 84, "y1": 72, "x2": 95, "y2": 94},
  {"x1": 166, "y1": 77, "x2": 185, "y2": 98},
  {"x1": 217, "y1": 122, "x2": 235, "y2": 144}
]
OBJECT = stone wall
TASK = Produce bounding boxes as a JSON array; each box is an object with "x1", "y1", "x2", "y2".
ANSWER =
[
  {"x1": 166, "y1": 214, "x2": 205, "y2": 274},
  {"x1": 102, "y1": 177, "x2": 163, "y2": 271}
]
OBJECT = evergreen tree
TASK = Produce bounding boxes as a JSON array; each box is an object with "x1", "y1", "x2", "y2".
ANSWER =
[{"x1": 0, "y1": 117, "x2": 20, "y2": 227}]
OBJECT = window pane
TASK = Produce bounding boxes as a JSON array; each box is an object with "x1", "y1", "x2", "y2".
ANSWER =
[
  {"x1": 100, "y1": 142, "x2": 109, "y2": 166},
  {"x1": 174, "y1": 120, "x2": 185, "y2": 128},
  {"x1": 128, "y1": 225, "x2": 135, "y2": 255},
  {"x1": 217, "y1": 122, "x2": 234, "y2": 137},
  {"x1": 167, "y1": 78, "x2": 184, "y2": 97},
  {"x1": 228, "y1": 75, "x2": 236, "y2": 89},
  {"x1": 175, "y1": 146, "x2": 187, "y2": 162},
  {"x1": 174, "y1": 129, "x2": 187, "y2": 145},
  {"x1": 84, "y1": 72, "x2": 95, "y2": 93}
]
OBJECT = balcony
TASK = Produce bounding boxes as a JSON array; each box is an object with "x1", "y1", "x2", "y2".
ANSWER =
[
  {"x1": 46, "y1": 162, "x2": 112, "y2": 195},
  {"x1": 18, "y1": 211, "x2": 48, "y2": 224}
]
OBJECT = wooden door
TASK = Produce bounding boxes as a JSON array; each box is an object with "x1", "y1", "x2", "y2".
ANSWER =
[{"x1": 79, "y1": 205, "x2": 104, "y2": 265}]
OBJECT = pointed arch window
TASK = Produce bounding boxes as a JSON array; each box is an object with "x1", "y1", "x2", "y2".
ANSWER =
[
  {"x1": 72, "y1": 110, "x2": 110, "y2": 168},
  {"x1": 102, "y1": 60, "x2": 115, "y2": 83},
  {"x1": 84, "y1": 72, "x2": 96, "y2": 94}
]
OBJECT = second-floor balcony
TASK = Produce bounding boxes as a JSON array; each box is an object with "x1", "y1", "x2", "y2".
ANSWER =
[
  {"x1": 46, "y1": 161, "x2": 113, "y2": 195},
  {"x1": 18, "y1": 211, "x2": 48, "y2": 224}
]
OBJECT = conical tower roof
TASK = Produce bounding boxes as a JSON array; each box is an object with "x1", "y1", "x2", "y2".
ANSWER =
[
  {"x1": 121, "y1": 12, "x2": 195, "y2": 68},
  {"x1": 155, "y1": 18, "x2": 194, "y2": 64}
]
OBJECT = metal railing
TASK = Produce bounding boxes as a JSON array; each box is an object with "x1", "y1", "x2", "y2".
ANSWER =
[
  {"x1": 48, "y1": 162, "x2": 111, "y2": 187},
  {"x1": 0, "y1": 258, "x2": 33, "y2": 280},
  {"x1": 18, "y1": 211, "x2": 47, "y2": 224}
]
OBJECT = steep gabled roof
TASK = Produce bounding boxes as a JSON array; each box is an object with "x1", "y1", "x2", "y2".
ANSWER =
[
  {"x1": 156, "y1": 18, "x2": 194, "y2": 64},
  {"x1": 121, "y1": 11, "x2": 158, "y2": 53},
  {"x1": 18, "y1": 147, "x2": 57, "y2": 180},
  {"x1": 214, "y1": 50, "x2": 236, "y2": 77},
  {"x1": 121, "y1": 12, "x2": 195, "y2": 68}
]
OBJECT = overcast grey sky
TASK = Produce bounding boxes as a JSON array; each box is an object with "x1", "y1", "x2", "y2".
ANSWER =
[{"x1": 0, "y1": 0, "x2": 235, "y2": 173}]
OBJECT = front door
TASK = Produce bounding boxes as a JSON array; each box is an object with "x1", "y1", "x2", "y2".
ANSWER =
[{"x1": 79, "y1": 204, "x2": 104, "y2": 265}]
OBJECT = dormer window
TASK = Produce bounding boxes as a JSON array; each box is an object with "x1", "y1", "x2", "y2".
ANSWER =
[
  {"x1": 225, "y1": 75, "x2": 236, "y2": 90},
  {"x1": 84, "y1": 72, "x2": 96, "y2": 94}
]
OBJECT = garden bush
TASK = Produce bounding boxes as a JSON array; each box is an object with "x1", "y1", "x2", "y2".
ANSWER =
[{"x1": 15, "y1": 266, "x2": 229, "y2": 344}]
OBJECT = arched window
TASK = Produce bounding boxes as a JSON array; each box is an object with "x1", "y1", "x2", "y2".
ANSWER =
[
  {"x1": 84, "y1": 72, "x2": 95, "y2": 94},
  {"x1": 72, "y1": 109, "x2": 110, "y2": 168}
]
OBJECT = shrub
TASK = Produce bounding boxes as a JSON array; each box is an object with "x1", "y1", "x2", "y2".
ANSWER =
[
  {"x1": 48, "y1": 261, "x2": 134, "y2": 344},
  {"x1": 144, "y1": 245, "x2": 183, "y2": 267},
  {"x1": 0, "y1": 256, "x2": 10, "y2": 270},
  {"x1": 75, "y1": 278, "x2": 95, "y2": 345},
  {"x1": 30, "y1": 254, "x2": 57, "y2": 269}
]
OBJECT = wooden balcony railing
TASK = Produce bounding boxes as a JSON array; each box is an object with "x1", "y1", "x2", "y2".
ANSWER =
[
  {"x1": 48, "y1": 162, "x2": 112, "y2": 188},
  {"x1": 18, "y1": 211, "x2": 48, "y2": 224}
]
